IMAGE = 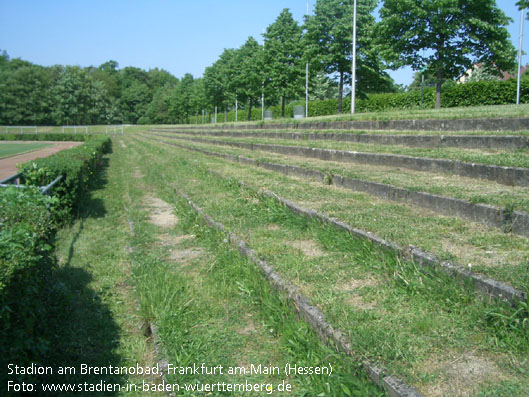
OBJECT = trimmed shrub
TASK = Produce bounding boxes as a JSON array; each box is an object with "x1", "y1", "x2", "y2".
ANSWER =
[
  {"x1": 18, "y1": 135, "x2": 111, "y2": 218},
  {"x1": 0, "y1": 187, "x2": 58, "y2": 372},
  {"x1": 0, "y1": 135, "x2": 111, "y2": 381}
]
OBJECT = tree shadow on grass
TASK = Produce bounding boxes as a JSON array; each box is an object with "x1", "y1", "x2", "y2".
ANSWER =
[
  {"x1": 6, "y1": 154, "x2": 127, "y2": 395},
  {"x1": 34, "y1": 266, "x2": 125, "y2": 395},
  {"x1": 63, "y1": 157, "x2": 110, "y2": 268}
]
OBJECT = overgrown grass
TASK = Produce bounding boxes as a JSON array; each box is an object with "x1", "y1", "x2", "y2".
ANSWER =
[
  {"x1": 127, "y1": 135, "x2": 529, "y2": 395},
  {"x1": 120, "y1": 136, "x2": 382, "y2": 395},
  {"x1": 138, "y1": 134, "x2": 529, "y2": 292},
  {"x1": 190, "y1": 104, "x2": 529, "y2": 125},
  {"x1": 155, "y1": 138, "x2": 529, "y2": 213},
  {"x1": 299, "y1": 103, "x2": 529, "y2": 122},
  {"x1": 152, "y1": 132, "x2": 529, "y2": 170}
]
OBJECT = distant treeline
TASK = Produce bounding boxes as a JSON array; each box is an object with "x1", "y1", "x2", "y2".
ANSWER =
[
  {"x1": 0, "y1": 1, "x2": 525, "y2": 126},
  {"x1": 0, "y1": 52, "x2": 178, "y2": 126},
  {"x1": 1, "y1": 50, "x2": 527, "y2": 127}
]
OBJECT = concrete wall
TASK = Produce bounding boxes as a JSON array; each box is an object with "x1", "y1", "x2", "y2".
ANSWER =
[
  {"x1": 152, "y1": 128, "x2": 529, "y2": 150},
  {"x1": 149, "y1": 134, "x2": 526, "y2": 304},
  {"x1": 170, "y1": 117, "x2": 529, "y2": 132},
  {"x1": 150, "y1": 132, "x2": 529, "y2": 187},
  {"x1": 146, "y1": 133, "x2": 529, "y2": 238}
]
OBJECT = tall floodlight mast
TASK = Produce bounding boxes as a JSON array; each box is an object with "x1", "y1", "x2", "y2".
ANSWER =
[
  {"x1": 517, "y1": 7, "x2": 525, "y2": 105},
  {"x1": 306, "y1": 2, "x2": 310, "y2": 118},
  {"x1": 351, "y1": 0, "x2": 357, "y2": 114}
]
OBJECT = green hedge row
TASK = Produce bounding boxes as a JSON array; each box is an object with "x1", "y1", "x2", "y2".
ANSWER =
[
  {"x1": 19, "y1": 135, "x2": 111, "y2": 218},
  {"x1": 0, "y1": 135, "x2": 111, "y2": 374},
  {"x1": 355, "y1": 79, "x2": 529, "y2": 112},
  {"x1": 188, "y1": 79, "x2": 528, "y2": 123},
  {"x1": 0, "y1": 187, "x2": 58, "y2": 370}
]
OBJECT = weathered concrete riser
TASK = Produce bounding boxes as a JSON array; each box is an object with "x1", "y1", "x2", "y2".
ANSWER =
[
  {"x1": 148, "y1": 134, "x2": 526, "y2": 304},
  {"x1": 171, "y1": 116, "x2": 529, "y2": 132},
  {"x1": 146, "y1": 132, "x2": 529, "y2": 238},
  {"x1": 151, "y1": 133, "x2": 529, "y2": 187},
  {"x1": 152, "y1": 128, "x2": 529, "y2": 150}
]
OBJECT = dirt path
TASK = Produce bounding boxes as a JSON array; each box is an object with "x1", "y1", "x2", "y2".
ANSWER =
[{"x1": 0, "y1": 141, "x2": 83, "y2": 180}]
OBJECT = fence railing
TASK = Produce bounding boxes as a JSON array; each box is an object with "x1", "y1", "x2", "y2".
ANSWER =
[
  {"x1": 0, "y1": 172, "x2": 63, "y2": 195},
  {"x1": 1, "y1": 125, "x2": 125, "y2": 135},
  {"x1": 4, "y1": 126, "x2": 38, "y2": 134}
]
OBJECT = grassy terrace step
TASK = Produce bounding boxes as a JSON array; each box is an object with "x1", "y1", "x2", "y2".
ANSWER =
[
  {"x1": 148, "y1": 132, "x2": 529, "y2": 188},
  {"x1": 147, "y1": 137, "x2": 529, "y2": 241},
  {"x1": 145, "y1": 134, "x2": 528, "y2": 303},
  {"x1": 181, "y1": 117, "x2": 529, "y2": 132},
  {"x1": 129, "y1": 135, "x2": 529, "y2": 395},
  {"x1": 144, "y1": 137, "x2": 529, "y2": 214},
  {"x1": 139, "y1": 135, "x2": 529, "y2": 295},
  {"x1": 149, "y1": 131, "x2": 529, "y2": 170},
  {"x1": 180, "y1": 104, "x2": 529, "y2": 124},
  {"x1": 177, "y1": 190, "x2": 422, "y2": 396},
  {"x1": 168, "y1": 126, "x2": 529, "y2": 137},
  {"x1": 118, "y1": 137, "x2": 381, "y2": 396},
  {"x1": 152, "y1": 128, "x2": 529, "y2": 149}
]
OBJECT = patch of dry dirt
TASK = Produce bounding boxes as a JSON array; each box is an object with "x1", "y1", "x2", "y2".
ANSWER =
[
  {"x1": 337, "y1": 277, "x2": 379, "y2": 310},
  {"x1": 290, "y1": 239, "x2": 325, "y2": 258},
  {"x1": 144, "y1": 197, "x2": 178, "y2": 228},
  {"x1": 158, "y1": 234, "x2": 195, "y2": 246},
  {"x1": 168, "y1": 248, "x2": 204, "y2": 263},
  {"x1": 420, "y1": 352, "x2": 506, "y2": 396},
  {"x1": 133, "y1": 169, "x2": 144, "y2": 179}
]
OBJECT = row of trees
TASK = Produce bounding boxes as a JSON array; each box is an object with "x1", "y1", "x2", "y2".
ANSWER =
[
  {"x1": 146, "y1": 0, "x2": 520, "y2": 122},
  {"x1": 1, "y1": 0, "x2": 524, "y2": 126},
  {"x1": 0, "y1": 53, "x2": 178, "y2": 125}
]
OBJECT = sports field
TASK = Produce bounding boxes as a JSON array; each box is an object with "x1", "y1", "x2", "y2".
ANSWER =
[{"x1": 0, "y1": 142, "x2": 53, "y2": 159}]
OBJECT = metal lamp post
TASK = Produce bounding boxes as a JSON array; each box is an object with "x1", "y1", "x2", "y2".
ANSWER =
[
  {"x1": 517, "y1": 7, "x2": 525, "y2": 105},
  {"x1": 351, "y1": 0, "x2": 357, "y2": 114}
]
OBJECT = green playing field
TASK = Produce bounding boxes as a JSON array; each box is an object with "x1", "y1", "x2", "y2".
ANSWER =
[{"x1": 0, "y1": 142, "x2": 53, "y2": 159}]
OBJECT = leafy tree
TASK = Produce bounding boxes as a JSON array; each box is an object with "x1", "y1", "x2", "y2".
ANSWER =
[
  {"x1": 120, "y1": 81, "x2": 151, "y2": 123},
  {"x1": 235, "y1": 37, "x2": 265, "y2": 120},
  {"x1": 377, "y1": 0, "x2": 516, "y2": 108},
  {"x1": 218, "y1": 48, "x2": 243, "y2": 115},
  {"x1": 304, "y1": 0, "x2": 382, "y2": 113},
  {"x1": 408, "y1": 70, "x2": 438, "y2": 91},
  {"x1": 204, "y1": 53, "x2": 234, "y2": 118},
  {"x1": 146, "y1": 67, "x2": 178, "y2": 92},
  {"x1": 167, "y1": 73, "x2": 195, "y2": 123},
  {"x1": 190, "y1": 78, "x2": 207, "y2": 122},
  {"x1": 144, "y1": 83, "x2": 175, "y2": 124},
  {"x1": 119, "y1": 66, "x2": 149, "y2": 89},
  {"x1": 463, "y1": 66, "x2": 500, "y2": 83},
  {"x1": 263, "y1": 9, "x2": 305, "y2": 117},
  {"x1": 52, "y1": 66, "x2": 113, "y2": 125},
  {"x1": 89, "y1": 60, "x2": 121, "y2": 99},
  {"x1": 0, "y1": 62, "x2": 56, "y2": 125},
  {"x1": 310, "y1": 73, "x2": 340, "y2": 100}
]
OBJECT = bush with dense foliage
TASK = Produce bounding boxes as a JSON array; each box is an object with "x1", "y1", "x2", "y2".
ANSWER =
[
  {"x1": 18, "y1": 135, "x2": 111, "y2": 218},
  {"x1": 0, "y1": 187, "x2": 58, "y2": 372},
  {"x1": 0, "y1": 136, "x2": 111, "y2": 375}
]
